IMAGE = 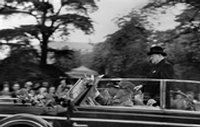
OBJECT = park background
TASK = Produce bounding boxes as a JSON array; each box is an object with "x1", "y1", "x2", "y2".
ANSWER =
[{"x1": 0, "y1": 0, "x2": 199, "y2": 86}]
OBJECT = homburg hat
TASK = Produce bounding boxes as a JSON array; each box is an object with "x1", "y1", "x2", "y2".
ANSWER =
[{"x1": 147, "y1": 46, "x2": 167, "y2": 56}]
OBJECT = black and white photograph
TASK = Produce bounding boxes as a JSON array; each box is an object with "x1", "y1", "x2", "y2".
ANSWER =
[{"x1": 0, "y1": 0, "x2": 200, "y2": 127}]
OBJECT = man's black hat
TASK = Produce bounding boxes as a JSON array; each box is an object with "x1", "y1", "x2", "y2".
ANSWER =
[{"x1": 147, "y1": 46, "x2": 167, "y2": 56}]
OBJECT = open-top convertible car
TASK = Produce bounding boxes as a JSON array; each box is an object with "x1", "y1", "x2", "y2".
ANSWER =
[{"x1": 1, "y1": 77, "x2": 200, "y2": 127}]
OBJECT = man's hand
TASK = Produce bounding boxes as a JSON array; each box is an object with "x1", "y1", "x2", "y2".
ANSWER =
[
  {"x1": 134, "y1": 92, "x2": 144, "y2": 105},
  {"x1": 147, "y1": 99, "x2": 157, "y2": 106},
  {"x1": 134, "y1": 85, "x2": 143, "y2": 91}
]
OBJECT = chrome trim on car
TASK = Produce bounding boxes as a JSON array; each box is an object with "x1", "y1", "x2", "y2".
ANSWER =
[
  {"x1": 97, "y1": 78, "x2": 163, "y2": 82},
  {"x1": 161, "y1": 80, "x2": 166, "y2": 109},
  {"x1": 1, "y1": 119, "x2": 46, "y2": 127},
  {"x1": 97, "y1": 78, "x2": 200, "y2": 84},
  {"x1": 0, "y1": 114, "x2": 67, "y2": 120},
  {"x1": 1, "y1": 114, "x2": 200, "y2": 127},
  {"x1": 70, "y1": 117, "x2": 200, "y2": 127}
]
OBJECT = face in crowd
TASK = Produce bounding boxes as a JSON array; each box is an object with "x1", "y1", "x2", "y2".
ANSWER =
[{"x1": 12, "y1": 83, "x2": 20, "y2": 91}]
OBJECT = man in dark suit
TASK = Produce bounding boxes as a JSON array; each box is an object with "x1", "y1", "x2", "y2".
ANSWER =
[
  {"x1": 142, "y1": 46, "x2": 174, "y2": 106},
  {"x1": 146, "y1": 46, "x2": 173, "y2": 79}
]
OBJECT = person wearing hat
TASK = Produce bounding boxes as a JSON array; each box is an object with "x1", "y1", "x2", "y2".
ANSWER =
[
  {"x1": 170, "y1": 90, "x2": 192, "y2": 110},
  {"x1": 142, "y1": 46, "x2": 174, "y2": 106},
  {"x1": 93, "y1": 81, "x2": 138, "y2": 107},
  {"x1": 100, "y1": 82, "x2": 120, "y2": 99},
  {"x1": 113, "y1": 81, "x2": 135, "y2": 107},
  {"x1": 93, "y1": 82, "x2": 122, "y2": 106},
  {"x1": 146, "y1": 46, "x2": 173, "y2": 79}
]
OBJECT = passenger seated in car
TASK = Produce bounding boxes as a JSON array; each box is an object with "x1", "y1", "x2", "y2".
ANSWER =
[
  {"x1": 186, "y1": 91, "x2": 197, "y2": 103},
  {"x1": 133, "y1": 88, "x2": 158, "y2": 107},
  {"x1": 170, "y1": 90, "x2": 194, "y2": 110},
  {"x1": 93, "y1": 82, "x2": 122, "y2": 106},
  {"x1": 93, "y1": 81, "x2": 137, "y2": 107},
  {"x1": 100, "y1": 82, "x2": 120, "y2": 99},
  {"x1": 113, "y1": 81, "x2": 135, "y2": 107},
  {"x1": 133, "y1": 85, "x2": 145, "y2": 105}
]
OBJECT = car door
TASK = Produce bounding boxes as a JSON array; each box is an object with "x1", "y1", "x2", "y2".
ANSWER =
[{"x1": 71, "y1": 106, "x2": 165, "y2": 127}]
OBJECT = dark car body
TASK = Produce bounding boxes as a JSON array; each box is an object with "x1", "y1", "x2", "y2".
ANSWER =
[{"x1": 1, "y1": 78, "x2": 200, "y2": 127}]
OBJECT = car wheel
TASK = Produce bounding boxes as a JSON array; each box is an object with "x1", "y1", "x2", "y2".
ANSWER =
[
  {"x1": 0, "y1": 114, "x2": 51, "y2": 127},
  {"x1": 9, "y1": 125, "x2": 33, "y2": 127}
]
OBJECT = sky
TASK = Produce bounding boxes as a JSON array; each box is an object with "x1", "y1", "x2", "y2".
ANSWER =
[
  {"x1": 0, "y1": 0, "x2": 150, "y2": 44},
  {"x1": 68, "y1": 0, "x2": 150, "y2": 43}
]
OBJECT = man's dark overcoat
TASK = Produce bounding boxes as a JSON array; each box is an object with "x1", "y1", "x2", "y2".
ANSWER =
[{"x1": 143, "y1": 59, "x2": 174, "y2": 99}]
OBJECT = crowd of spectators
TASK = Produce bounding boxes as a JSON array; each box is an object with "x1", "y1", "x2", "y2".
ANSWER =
[{"x1": 0, "y1": 79, "x2": 73, "y2": 107}]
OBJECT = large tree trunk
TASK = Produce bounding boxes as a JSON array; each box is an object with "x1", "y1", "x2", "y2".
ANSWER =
[{"x1": 40, "y1": 36, "x2": 48, "y2": 66}]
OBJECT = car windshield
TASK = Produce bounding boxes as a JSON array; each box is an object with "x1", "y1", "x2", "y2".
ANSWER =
[{"x1": 68, "y1": 78, "x2": 90, "y2": 100}]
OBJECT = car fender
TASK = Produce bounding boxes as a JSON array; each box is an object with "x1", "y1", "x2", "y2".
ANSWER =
[{"x1": 0, "y1": 113, "x2": 52, "y2": 127}]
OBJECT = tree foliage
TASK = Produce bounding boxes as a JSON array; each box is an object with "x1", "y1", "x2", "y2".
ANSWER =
[
  {"x1": 142, "y1": 0, "x2": 200, "y2": 80},
  {"x1": 52, "y1": 47, "x2": 82, "y2": 72},
  {"x1": 87, "y1": 13, "x2": 151, "y2": 77},
  {"x1": 0, "y1": 45, "x2": 82, "y2": 85},
  {"x1": 0, "y1": 0, "x2": 98, "y2": 65}
]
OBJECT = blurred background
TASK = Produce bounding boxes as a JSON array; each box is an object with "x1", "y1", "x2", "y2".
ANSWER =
[{"x1": 0, "y1": 0, "x2": 199, "y2": 87}]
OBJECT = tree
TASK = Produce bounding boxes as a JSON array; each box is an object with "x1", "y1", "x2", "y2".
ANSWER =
[
  {"x1": 88, "y1": 42, "x2": 110, "y2": 75},
  {"x1": 0, "y1": 29, "x2": 28, "y2": 43},
  {"x1": 0, "y1": 0, "x2": 98, "y2": 65},
  {"x1": 142, "y1": 0, "x2": 200, "y2": 80},
  {"x1": 88, "y1": 12, "x2": 151, "y2": 77},
  {"x1": 0, "y1": 47, "x2": 39, "y2": 83},
  {"x1": 52, "y1": 46, "x2": 82, "y2": 72}
]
